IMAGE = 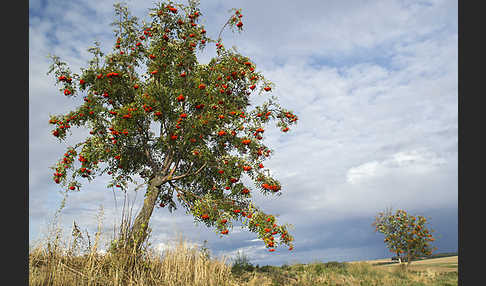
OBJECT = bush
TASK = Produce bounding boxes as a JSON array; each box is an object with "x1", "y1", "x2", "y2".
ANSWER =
[
  {"x1": 258, "y1": 265, "x2": 275, "y2": 273},
  {"x1": 324, "y1": 261, "x2": 347, "y2": 269},
  {"x1": 231, "y1": 251, "x2": 255, "y2": 275}
]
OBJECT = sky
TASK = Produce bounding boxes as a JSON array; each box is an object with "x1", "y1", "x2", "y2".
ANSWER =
[{"x1": 29, "y1": 0, "x2": 458, "y2": 266}]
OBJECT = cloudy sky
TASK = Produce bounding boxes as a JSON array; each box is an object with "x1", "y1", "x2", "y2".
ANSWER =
[{"x1": 29, "y1": 0, "x2": 457, "y2": 266}]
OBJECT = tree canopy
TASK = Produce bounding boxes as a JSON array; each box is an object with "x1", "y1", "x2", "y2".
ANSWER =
[
  {"x1": 373, "y1": 209, "x2": 436, "y2": 264},
  {"x1": 47, "y1": 0, "x2": 299, "y2": 252}
]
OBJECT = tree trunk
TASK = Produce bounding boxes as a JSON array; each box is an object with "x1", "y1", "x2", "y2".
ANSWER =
[{"x1": 125, "y1": 175, "x2": 168, "y2": 252}]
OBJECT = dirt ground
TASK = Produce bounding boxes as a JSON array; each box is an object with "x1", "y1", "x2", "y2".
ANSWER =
[{"x1": 349, "y1": 256, "x2": 458, "y2": 273}]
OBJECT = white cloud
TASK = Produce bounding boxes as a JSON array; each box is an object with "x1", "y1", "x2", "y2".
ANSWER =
[
  {"x1": 347, "y1": 161, "x2": 381, "y2": 185},
  {"x1": 347, "y1": 148, "x2": 447, "y2": 184}
]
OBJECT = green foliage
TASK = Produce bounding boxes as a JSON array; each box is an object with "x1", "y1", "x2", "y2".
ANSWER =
[
  {"x1": 231, "y1": 250, "x2": 254, "y2": 275},
  {"x1": 322, "y1": 261, "x2": 348, "y2": 271},
  {"x1": 280, "y1": 263, "x2": 290, "y2": 270},
  {"x1": 373, "y1": 208, "x2": 436, "y2": 265},
  {"x1": 257, "y1": 265, "x2": 276, "y2": 273}
]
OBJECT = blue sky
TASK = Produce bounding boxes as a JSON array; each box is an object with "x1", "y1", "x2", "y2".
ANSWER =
[{"x1": 29, "y1": 0, "x2": 458, "y2": 266}]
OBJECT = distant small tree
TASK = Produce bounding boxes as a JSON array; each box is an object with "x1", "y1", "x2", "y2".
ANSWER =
[{"x1": 373, "y1": 209, "x2": 436, "y2": 267}]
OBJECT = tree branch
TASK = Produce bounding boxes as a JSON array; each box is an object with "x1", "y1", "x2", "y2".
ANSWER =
[
  {"x1": 168, "y1": 181, "x2": 195, "y2": 209},
  {"x1": 160, "y1": 148, "x2": 175, "y2": 175},
  {"x1": 167, "y1": 157, "x2": 181, "y2": 179},
  {"x1": 217, "y1": 17, "x2": 233, "y2": 43},
  {"x1": 168, "y1": 161, "x2": 207, "y2": 181}
]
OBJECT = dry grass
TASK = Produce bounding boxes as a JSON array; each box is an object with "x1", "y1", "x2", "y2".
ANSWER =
[
  {"x1": 30, "y1": 236, "x2": 236, "y2": 286},
  {"x1": 29, "y1": 199, "x2": 238, "y2": 286},
  {"x1": 30, "y1": 200, "x2": 457, "y2": 286},
  {"x1": 30, "y1": 228, "x2": 458, "y2": 286},
  {"x1": 231, "y1": 261, "x2": 457, "y2": 286}
]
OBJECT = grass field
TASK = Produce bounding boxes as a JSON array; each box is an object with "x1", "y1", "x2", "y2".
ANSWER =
[
  {"x1": 230, "y1": 257, "x2": 458, "y2": 286},
  {"x1": 350, "y1": 255, "x2": 458, "y2": 273},
  {"x1": 29, "y1": 232, "x2": 458, "y2": 286},
  {"x1": 30, "y1": 207, "x2": 457, "y2": 285}
]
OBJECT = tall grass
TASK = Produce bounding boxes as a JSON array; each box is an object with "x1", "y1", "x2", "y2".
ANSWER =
[
  {"x1": 29, "y1": 195, "x2": 236, "y2": 286},
  {"x1": 29, "y1": 233, "x2": 235, "y2": 285},
  {"x1": 29, "y1": 196, "x2": 457, "y2": 286}
]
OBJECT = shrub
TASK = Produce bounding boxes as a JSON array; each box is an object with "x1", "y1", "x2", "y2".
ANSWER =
[{"x1": 231, "y1": 250, "x2": 255, "y2": 275}]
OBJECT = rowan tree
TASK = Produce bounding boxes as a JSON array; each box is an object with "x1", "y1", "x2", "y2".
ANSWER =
[
  {"x1": 46, "y1": 0, "x2": 298, "y2": 253},
  {"x1": 373, "y1": 209, "x2": 436, "y2": 266}
]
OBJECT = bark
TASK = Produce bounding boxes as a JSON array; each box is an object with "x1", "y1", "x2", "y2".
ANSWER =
[
  {"x1": 126, "y1": 175, "x2": 168, "y2": 252},
  {"x1": 407, "y1": 254, "x2": 412, "y2": 267},
  {"x1": 120, "y1": 147, "x2": 203, "y2": 253}
]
